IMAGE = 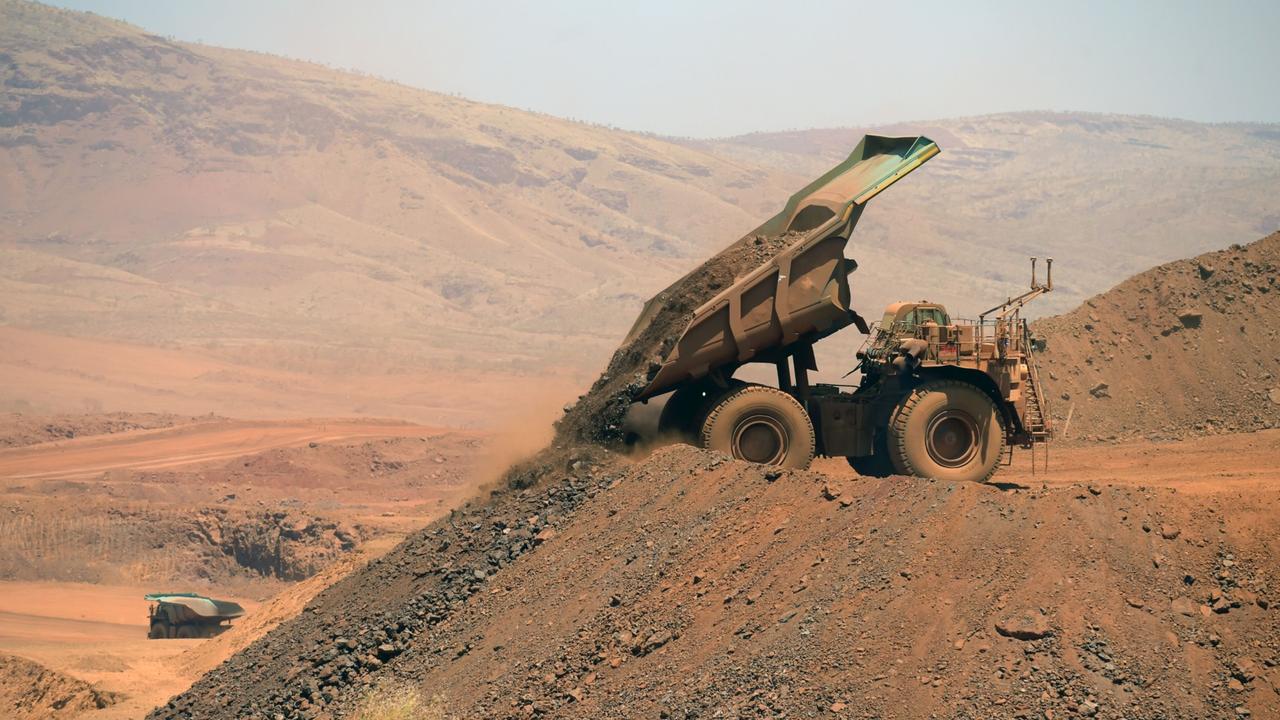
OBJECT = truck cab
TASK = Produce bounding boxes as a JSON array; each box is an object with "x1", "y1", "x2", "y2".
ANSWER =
[
  {"x1": 880, "y1": 302, "x2": 951, "y2": 332},
  {"x1": 869, "y1": 302, "x2": 956, "y2": 361}
]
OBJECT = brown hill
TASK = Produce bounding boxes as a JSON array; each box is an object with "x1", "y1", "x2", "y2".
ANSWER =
[
  {"x1": 153, "y1": 443, "x2": 1280, "y2": 720},
  {"x1": 4, "y1": 1, "x2": 1280, "y2": 420},
  {"x1": 0, "y1": 0, "x2": 798, "y2": 410},
  {"x1": 1036, "y1": 232, "x2": 1280, "y2": 443}
]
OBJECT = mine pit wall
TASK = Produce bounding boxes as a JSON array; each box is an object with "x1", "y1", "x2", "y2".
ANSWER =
[{"x1": 0, "y1": 504, "x2": 359, "y2": 585}]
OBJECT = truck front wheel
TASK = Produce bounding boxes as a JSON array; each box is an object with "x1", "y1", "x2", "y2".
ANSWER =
[
  {"x1": 887, "y1": 380, "x2": 1005, "y2": 482},
  {"x1": 700, "y1": 384, "x2": 815, "y2": 469}
]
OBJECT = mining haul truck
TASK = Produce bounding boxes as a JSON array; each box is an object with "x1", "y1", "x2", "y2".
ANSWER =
[
  {"x1": 635, "y1": 135, "x2": 1052, "y2": 483},
  {"x1": 146, "y1": 593, "x2": 244, "y2": 639}
]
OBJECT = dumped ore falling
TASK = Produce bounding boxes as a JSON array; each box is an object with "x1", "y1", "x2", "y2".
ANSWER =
[{"x1": 553, "y1": 231, "x2": 800, "y2": 446}]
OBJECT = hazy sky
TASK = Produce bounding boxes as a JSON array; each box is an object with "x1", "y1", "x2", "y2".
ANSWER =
[{"x1": 49, "y1": 0, "x2": 1280, "y2": 137}]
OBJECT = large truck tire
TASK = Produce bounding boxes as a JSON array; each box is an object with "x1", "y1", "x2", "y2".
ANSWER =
[
  {"x1": 176, "y1": 624, "x2": 199, "y2": 639},
  {"x1": 148, "y1": 621, "x2": 168, "y2": 640},
  {"x1": 887, "y1": 379, "x2": 1005, "y2": 482},
  {"x1": 846, "y1": 429, "x2": 895, "y2": 477},
  {"x1": 659, "y1": 379, "x2": 744, "y2": 441},
  {"x1": 700, "y1": 384, "x2": 815, "y2": 469}
]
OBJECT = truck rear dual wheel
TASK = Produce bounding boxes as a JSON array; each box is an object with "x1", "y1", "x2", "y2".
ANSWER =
[
  {"x1": 700, "y1": 384, "x2": 815, "y2": 469},
  {"x1": 887, "y1": 380, "x2": 1005, "y2": 483}
]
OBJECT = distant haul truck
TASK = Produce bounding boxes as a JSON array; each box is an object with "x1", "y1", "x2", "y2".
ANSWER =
[
  {"x1": 146, "y1": 593, "x2": 244, "y2": 639},
  {"x1": 633, "y1": 136, "x2": 1052, "y2": 483}
]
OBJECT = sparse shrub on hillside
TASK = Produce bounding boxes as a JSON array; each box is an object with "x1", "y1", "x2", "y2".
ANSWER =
[{"x1": 353, "y1": 683, "x2": 447, "y2": 720}]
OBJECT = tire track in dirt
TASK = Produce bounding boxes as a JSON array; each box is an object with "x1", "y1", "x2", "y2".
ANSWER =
[{"x1": 0, "y1": 419, "x2": 451, "y2": 481}]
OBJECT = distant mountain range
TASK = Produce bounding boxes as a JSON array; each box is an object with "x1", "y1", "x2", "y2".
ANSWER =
[{"x1": 2, "y1": 0, "x2": 1277, "y2": 420}]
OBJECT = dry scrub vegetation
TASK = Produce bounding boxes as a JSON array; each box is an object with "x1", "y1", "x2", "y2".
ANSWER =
[{"x1": 353, "y1": 683, "x2": 448, "y2": 720}]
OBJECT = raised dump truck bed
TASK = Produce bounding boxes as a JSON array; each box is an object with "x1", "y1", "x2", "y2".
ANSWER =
[
  {"x1": 636, "y1": 134, "x2": 1053, "y2": 483},
  {"x1": 634, "y1": 135, "x2": 939, "y2": 401}
]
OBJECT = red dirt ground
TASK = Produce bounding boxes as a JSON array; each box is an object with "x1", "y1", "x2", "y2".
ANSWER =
[
  {"x1": 158, "y1": 432, "x2": 1280, "y2": 720},
  {"x1": 0, "y1": 418, "x2": 447, "y2": 482},
  {"x1": 0, "y1": 416, "x2": 486, "y2": 718}
]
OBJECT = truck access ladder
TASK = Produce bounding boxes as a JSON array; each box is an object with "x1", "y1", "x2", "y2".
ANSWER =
[
  {"x1": 979, "y1": 257, "x2": 1054, "y2": 444},
  {"x1": 1020, "y1": 320, "x2": 1051, "y2": 442},
  {"x1": 1019, "y1": 319, "x2": 1052, "y2": 473}
]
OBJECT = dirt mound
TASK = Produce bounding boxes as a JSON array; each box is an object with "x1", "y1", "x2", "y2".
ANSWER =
[
  {"x1": 0, "y1": 412, "x2": 203, "y2": 449},
  {"x1": 137, "y1": 161, "x2": 1280, "y2": 720},
  {"x1": 1, "y1": 0, "x2": 803, "y2": 417},
  {"x1": 1036, "y1": 232, "x2": 1280, "y2": 442},
  {"x1": 557, "y1": 232, "x2": 799, "y2": 445},
  {"x1": 153, "y1": 445, "x2": 1280, "y2": 719},
  {"x1": 0, "y1": 652, "x2": 121, "y2": 719}
]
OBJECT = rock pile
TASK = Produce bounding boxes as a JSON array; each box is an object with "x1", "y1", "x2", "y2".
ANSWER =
[
  {"x1": 153, "y1": 447, "x2": 1280, "y2": 719},
  {"x1": 193, "y1": 508, "x2": 362, "y2": 581},
  {"x1": 154, "y1": 449, "x2": 614, "y2": 718},
  {"x1": 1036, "y1": 232, "x2": 1280, "y2": 442}
]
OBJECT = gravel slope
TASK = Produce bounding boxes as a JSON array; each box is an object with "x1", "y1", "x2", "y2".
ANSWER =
[{"x1": 153, "y1": 445, "x2": 1279, "y2": 719}]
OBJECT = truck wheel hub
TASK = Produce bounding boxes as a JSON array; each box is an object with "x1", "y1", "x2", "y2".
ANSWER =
[
  {"x1": 926, "y1": 411, "x2": 979, "y2": 468},
  {"x1": 733, "y1": 415, "x2": 787, "y2": 464}
]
